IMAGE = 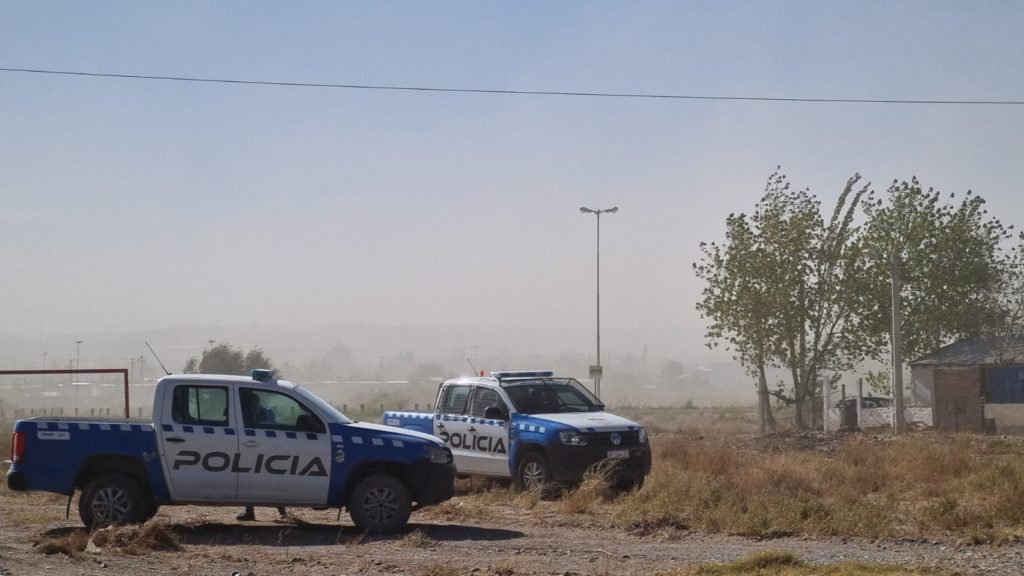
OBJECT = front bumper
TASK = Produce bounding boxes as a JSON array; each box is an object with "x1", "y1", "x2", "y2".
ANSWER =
[
  {"x1": 409, "y1": 459, "x2": 456, "y2": 506},
  {"x1": 546, "y1": 442, "x2": 652, "y2": 484}
]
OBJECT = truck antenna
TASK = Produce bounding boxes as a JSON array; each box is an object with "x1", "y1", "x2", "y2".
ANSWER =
[
  {"x1": 145, "y1": 341, "x2": 172, "y2": 375},
  {"x1": 467, "y1": 357, "x2": 479, "y2": 376}
]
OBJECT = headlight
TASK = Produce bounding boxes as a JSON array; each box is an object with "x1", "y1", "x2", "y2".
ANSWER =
[
  {"x1": 638, "y1": 427, "x2": 647, "y2": 444},
  {"x1": 425, "y1": 444, "x2": 451, "y2": 464},
  {"x1": 559, "y1": 430, "x2": 588, "y2": 446}
]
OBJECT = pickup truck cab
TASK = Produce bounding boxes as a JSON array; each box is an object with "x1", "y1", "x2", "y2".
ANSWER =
[
  {"x1": 7, "y1": 370, "x2": 455, "y2": 533},
  {"x1": 384, "y1": 371, "x2": 651, "y2": 491}
]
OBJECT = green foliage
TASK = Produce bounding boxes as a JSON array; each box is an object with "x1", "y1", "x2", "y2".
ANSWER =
[
  {"x1": 863, "y1": 370, "x2": 890, "y2": 396},
  {"x1": 182, "y1": 343, "x2": 277, "y2": 376},
  {"x1": 697, "y1": 170, "x2": 1018, "y2": 427},
  {"x1": 860, "y1": 178, "x2": 1015, "y2": 361},
  {"x1": 696, "y1": 169, "x2": 869, "y2": 428}
]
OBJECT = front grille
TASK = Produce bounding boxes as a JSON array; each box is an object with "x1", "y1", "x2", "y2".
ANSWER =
[{"x1": 583, "y1": 430, "x2": 641, "y2": 447}]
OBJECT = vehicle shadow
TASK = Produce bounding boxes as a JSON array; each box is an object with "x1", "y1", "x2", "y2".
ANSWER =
[
  {"x1": 41, "y1": 521, "x2": 524, "y2": 547},
  {"x1": 176, "y1": 520, "x2": 523, "y2": 546}
]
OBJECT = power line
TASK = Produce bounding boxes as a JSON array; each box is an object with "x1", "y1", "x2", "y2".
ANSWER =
[{"x1": 2, "y1": 66, "x2": 1023, "y2": 106}]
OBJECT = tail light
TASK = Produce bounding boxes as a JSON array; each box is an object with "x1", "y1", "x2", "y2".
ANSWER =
[{"x1": 11, "y1": 431, "x2": 24, "y2": 464}]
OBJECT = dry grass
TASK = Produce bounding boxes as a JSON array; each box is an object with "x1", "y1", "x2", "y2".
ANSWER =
[
  {"x1": 446, "y1": 425, "x2": 1024, "y2": 542},
  {"x1": 560, "y1": 459, "x2": 620, "y2": 514},
  {"x1": 35, "y1": 529, "x2": 90, "y2": 557},
  {"x1": 655, "y1": 551, "x2": 954, "y2": 575},
  {"x1": 609, "y1": 432, "x2": 1024, "y2": 541},
  {"x1": 87, "y1": 522, "x2": 182, "y2": 554},
  {"x1": 400, "y1": 528, "x2": 434, "y2": 548},
  {"x1": 36, "y1": 522, "x2": 181, "y2": 557},
  {"x1": 419, "y1": 564, "x2": 464, "y2": 576}
]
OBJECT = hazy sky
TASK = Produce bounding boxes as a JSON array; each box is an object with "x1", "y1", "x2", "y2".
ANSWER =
[{"x1": 3, "y1": 1, "x2": 1023, "y2": 363}]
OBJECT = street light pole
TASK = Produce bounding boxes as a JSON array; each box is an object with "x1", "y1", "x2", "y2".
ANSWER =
[
  {"x1": 75, "y1": 340, "x2": 82, "y2": 401},
  {"x1": 579, "y1": 206, "x2": 618, "y2": 399}
]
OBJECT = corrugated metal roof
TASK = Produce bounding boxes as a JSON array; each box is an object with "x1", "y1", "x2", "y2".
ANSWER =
[{"x1": 909, "y1": 336, "x2": 1024, "y2": 366}]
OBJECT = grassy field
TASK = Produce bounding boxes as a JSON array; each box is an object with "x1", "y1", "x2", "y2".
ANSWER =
[{"x1": 5, "y1": 409, "x2": 1024, "y2": 544}]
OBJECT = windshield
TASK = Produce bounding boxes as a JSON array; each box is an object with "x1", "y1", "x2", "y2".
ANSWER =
[
  {"x1": 502, "y1": 378, "x2": 603, "y2": 414},
  {"x1": 293, "y1": 385, "x2": 353, "y2": 424}
]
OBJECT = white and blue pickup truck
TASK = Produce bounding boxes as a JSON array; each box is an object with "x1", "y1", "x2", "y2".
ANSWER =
[
  {"x1": 383, "y1": 371, "x2": 651, "y2": 492},
  {"x1": 6, "y1": 370, "x2": 455, "y2": 533}
]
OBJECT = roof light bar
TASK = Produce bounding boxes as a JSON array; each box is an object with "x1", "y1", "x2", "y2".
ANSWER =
[{"x1": 491, "y1": 371, "x2": 555, "y2": 380}]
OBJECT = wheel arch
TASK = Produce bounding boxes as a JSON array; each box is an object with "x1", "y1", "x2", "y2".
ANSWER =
[
  {"x1": 341, "y1": 461, "x2": 414, "y2": 507},
  {"x1": 73, "y1": 455, "x2": 150, "y2": 493}
]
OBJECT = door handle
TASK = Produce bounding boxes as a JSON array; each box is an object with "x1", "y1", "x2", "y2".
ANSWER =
[
  {"x1": 467, "y1": 426, "x2": 477, "y2": 432},
  {"x1": 436, "y1": 422, "x2": 446, "y2": 429},
  {"x1": 242, "y1": 440, "x2": 260, "y2": 448},
  {"x1": 165, "y1": 437, "x2": 185, "y2": 444}
]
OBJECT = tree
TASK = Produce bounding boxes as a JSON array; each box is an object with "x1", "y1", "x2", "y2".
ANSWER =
[
  {"x1": 183, "y1": 343, "x2": 278, "y2": 376},
  {"x1": 697, "y1": 169, "x2": 870, "y2": 429},
  {"x1": 695, "y1": 171, "x2": 793, "y2": 433},
  {"x1": 860, "y1": 179, "x2": 1014, "y2": 363}
]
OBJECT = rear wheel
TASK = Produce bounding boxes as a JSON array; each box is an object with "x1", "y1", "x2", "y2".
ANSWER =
[
  {"x1": 78, "y1": 474, "x2": 145, "y2": 528},
  {"x1": 348, "y1": 474, "x2": 412, "y2": 534}
]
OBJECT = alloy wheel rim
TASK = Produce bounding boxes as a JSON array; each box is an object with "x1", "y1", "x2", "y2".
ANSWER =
[
  {"x1": 364, "y1": 487, "x2": 399, "y2": 525},
  {"x1": 92, "y1": 486, "x2": 131, "y2": 524},
  {"x1": 523, "y1": 461, "x2": 545, "y2": 491}
]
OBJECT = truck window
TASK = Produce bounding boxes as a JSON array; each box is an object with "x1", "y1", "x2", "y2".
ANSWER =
[
  {"x1": 172, "y1": 385, "x2": 229, "y2": 426},
  {"x1": 438, "y1": 384, "x2": 471, "y2": 415},
  {"x1": 468, "y1": 387, "x2": 507, "y2": 419},
  {"x1": 239, "y1": 387, "x2": 324, "y2": 432}
]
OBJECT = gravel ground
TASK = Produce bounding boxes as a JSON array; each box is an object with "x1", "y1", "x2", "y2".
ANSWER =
[{"x1": 2, "y1": 497, "x2": 1024, "y2": 576}]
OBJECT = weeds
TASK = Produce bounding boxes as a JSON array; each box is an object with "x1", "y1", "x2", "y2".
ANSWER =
[
  {"x1": 400, "y1": 528, "x2": 434, "y2": 548},
  {"x1": 656, "y1": 551, "x2": 955, "y2": 575},
  {"x1": 607, "y1": 432, "x2": 1024, "y2": 541}
]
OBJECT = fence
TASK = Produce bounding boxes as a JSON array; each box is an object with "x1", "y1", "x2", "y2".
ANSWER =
[{"x1": 0, "y1": 402, "x2": 434, "y2": 422}]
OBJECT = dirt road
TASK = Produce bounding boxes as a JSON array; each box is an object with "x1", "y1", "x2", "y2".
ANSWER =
[{"x1": 2, "y1": 497, "x2": 1024, "y2": 576}]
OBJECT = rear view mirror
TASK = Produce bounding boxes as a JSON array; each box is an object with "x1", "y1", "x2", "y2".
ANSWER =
[{"x1": 483, "y1": 406, "x2": 508, "y2": 421}]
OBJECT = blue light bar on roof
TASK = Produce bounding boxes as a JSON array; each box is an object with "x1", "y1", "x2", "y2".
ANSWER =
[{"x1": 491, "y1": 371, "x2": 555, "y2": 380}]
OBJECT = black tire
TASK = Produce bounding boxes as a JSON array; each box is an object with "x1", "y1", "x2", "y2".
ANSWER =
[
  {"x1": 348, "y1": 474, "x2": 412, "y2": 534},
  {"x1": 78, "y1": 474, "x2": 146, "y2": 528},
  {"x1": 515, "y1": 451, "x2": 549, "y2": 493}
]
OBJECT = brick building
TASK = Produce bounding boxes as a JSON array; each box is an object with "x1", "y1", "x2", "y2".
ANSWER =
[{"x1": 910, "y1": 336, "x2": 1024, "y2": 434}]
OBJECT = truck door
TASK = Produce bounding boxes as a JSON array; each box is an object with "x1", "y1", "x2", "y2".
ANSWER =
[
  {"x1": 466, "y1": 386, "x2": 511, "y2": 477},
  {"x1": 434, "y1": 384, "x2": 475, "y2": 472},
  {"x1": 234, "y1": 387, "x2": 332, "y2": 505},
  {"x1": 156, "y1": 383, "x2": 239, "y2": 501}
]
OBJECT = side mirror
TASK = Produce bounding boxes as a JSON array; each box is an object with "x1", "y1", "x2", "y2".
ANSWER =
[
  {"x1": 483, "y1": 406, "x2": 508, "y2": 421},
  {"x1": 295, "y1": 414, "x2": 326, "y2": 434}
]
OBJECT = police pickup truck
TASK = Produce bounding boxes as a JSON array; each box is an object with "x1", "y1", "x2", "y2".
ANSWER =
[
  {"x1": 6, "y1": 370, "x2": 455, "y2": 533},
  {"x1": 383, "y1": 371, "x2": 651, "y2": 491}
]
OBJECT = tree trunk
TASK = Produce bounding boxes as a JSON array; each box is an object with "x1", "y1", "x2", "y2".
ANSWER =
[{"x1": 757, "y1": 360, "x2": 776, "y2": 434}]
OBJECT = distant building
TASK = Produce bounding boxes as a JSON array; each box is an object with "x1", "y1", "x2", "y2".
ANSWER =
[{"x1": 910, "y1": 336, "x2": 1024, "y2": 434}]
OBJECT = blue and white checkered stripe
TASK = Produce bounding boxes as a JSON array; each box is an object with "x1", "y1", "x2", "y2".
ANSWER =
[
  {"x1": 439, "y1": 415, "x2": 507, "y2": 428},
  {"x1": 36, "y1": 421, "x2": 152, "y2": 433},
  {"x1": 515, "y1": 423, "x2": 548, "y2": 433},
  {"x1": 329, "y1": 433, "x2": 406, "y2": 448},
  {"x1": 387, "y1": 412, "x2": 432, "y2": 421},
  {"x1": 156, "y1": 423, "x2": 325, "y2": 441}
]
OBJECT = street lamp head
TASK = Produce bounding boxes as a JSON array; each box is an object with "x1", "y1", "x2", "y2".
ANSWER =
[
  {"x1": 579, "y1": 206, "x2": 596, "y2": 214},
  {"x1": 606, "y1": 206, "x2": 619, "y2": 214}
]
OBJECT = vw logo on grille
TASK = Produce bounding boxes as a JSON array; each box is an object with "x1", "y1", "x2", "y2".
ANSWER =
[{"x1": 610, "y1": 432, "x2": 622, "y2": 446}]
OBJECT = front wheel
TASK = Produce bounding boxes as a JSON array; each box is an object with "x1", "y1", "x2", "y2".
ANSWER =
[
  {"x1": 515, "y1": 452, "x2": 549, "y2": 493},
  {"x1": 348, "y1": 474, "x2": 412, "y2": 534},
  {"x1": 78, "y1": 474, "x2": 146, "y2": 528}
]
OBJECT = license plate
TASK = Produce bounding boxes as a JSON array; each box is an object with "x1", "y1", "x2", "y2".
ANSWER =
[{"x1": 607, "y1": 449, "x2": 629, "y2": 459}]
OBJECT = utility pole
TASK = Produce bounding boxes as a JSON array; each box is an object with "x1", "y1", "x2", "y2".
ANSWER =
[{"x1": 891, "y1": 253, "x2": 906, "y2": 434}]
